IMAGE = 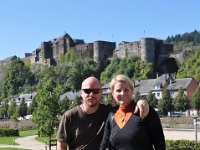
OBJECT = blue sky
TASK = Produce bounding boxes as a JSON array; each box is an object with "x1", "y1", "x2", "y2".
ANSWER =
[{"x1": 0, "y1": 0, "x2": 199, "y2": 60}]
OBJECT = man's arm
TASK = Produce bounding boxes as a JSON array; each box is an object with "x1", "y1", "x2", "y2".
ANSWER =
[
  {"x1": 134, "y1": 97, "x2": 149, "y2": 119},
  {"x1": 57, "y1": 140, "x2": 68, "y2": 150}
]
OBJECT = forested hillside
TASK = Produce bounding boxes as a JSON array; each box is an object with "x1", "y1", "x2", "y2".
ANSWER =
[
  {"x1": 177, "y1": 50, "x2": 200, "y2": 82},
  {"x1": 165, "y1": 30, "x2": 200, "y2": 82},
  {"x1": 165, "y1": 29, "x2": 200, "y2": 52}
]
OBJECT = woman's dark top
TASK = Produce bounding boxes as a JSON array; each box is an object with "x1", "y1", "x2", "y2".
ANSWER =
[{"x1": 100, "y1": 106, "x2": 166, "y2": 150}]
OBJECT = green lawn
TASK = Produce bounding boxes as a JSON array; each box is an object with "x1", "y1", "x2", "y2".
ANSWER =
[
  {"x1": 19, "y1": 129, "x2": 38, "y2": 137},
  {"x1": 36, "y1": 134, "x2": 56, "y2": 144},
  {"x1": 0, "y1": 137, "x2": 17, "y2": 145},
  {"x1": 0, "y1": 129, "x2": 38, "y2": 145}
]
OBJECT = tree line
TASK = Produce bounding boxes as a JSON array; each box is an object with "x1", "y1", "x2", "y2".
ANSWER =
[{"x1": 166, "y1": 29, "x2": 200, "y2": 45}]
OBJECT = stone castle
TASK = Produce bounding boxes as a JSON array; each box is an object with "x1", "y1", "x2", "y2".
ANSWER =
[{"x1": 29, "y1": 33, "x2": 173, "y2": 66}]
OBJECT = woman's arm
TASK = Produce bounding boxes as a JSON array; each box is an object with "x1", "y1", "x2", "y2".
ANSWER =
[{"x1": 145, "y1": 107, "x2": 166, "y2": 150}]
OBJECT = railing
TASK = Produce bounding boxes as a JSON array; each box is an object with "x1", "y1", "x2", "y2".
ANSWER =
[{"x1": 45, "y1": 139, "x2": 57, "y2": 150}]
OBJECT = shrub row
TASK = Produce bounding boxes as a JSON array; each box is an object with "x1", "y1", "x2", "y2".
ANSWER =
[
  {"x1": 166, "y1": 140, "x2": 200, "y2": 149},
  {"x1": 0, "y1": 120, "x2": 36, "y2": 130},
  {"x1": 0, "y1": 128, "x2": 19, "y2": 136}
]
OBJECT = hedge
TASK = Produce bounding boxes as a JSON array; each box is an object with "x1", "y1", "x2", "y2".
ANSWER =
[
  {"x1": 166, "y1": 140, "x2": 200, "y2": 149},
  {"x1": 0, "y1": 128, "x2": 19, "y2": 136}
]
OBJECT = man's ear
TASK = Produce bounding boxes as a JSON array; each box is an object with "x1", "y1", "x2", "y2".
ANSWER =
[
  {"x1": 111, "y1": 92, "x2": 114, "y2": 97},
  {"x1": 80, "y1": 90, "x2": 83, "y2": 95},
  {"x1": 100, "y1": 89, "x2": 103, "y2": 94}
]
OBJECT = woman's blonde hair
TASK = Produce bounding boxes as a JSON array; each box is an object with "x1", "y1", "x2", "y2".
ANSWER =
[{"x1": 110, "y1": 74, "x2": 134, "y2": 92}]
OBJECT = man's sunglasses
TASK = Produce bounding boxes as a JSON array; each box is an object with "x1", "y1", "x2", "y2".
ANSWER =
[{"x1": 82, "y1": 89, "x2": 101, "y2": 94}]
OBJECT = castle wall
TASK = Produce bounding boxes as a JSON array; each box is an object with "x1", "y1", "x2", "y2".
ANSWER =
[
  {"x1": 157, "y1": 43, "x2": 172, "y2": 64},
  {"x1": 170, "y1": 52, "x2": 185, "y2": 63},
  {"x1": 93, "y1": 41, "x2": 116, "y2": 62},
  {"x1": 114, "y1": 38, "x2": 172, "y2": 65},
  {"x1": 75, "y1": 43, "x2": 93, "y2": 59},
  {"x1": 31, "y1": 49, "x2": 43, "y2": 64},
  {"x1": 52, "y1": 34, "x2": 75, "y2": 59},
  {"x1": 41, "y1": 42, "x2": 52, "y2": 60},
  {"x1": 73, "y1": 39, "x2": 84, "y2": 45},
  {"x1": 114, "y1": 41, "x2": 140, "y2": 58},
  {"x1": 140, "y1": 38, "x2": 155, "y2": 62},
  {"x1": 52, "y1": 39, "x2": 65, "y2": 59}
]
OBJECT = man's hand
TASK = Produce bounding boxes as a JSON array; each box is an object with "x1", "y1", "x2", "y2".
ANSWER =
[{"x1": 134, "y1": 98, "x2": 149, "y2": 119}]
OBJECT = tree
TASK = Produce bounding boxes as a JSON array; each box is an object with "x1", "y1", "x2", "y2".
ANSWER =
[
  {"x1": 0, "y1": 101, "x2": 8, "y2": 118},
  {"x1": 28, "y1": 98, "x2": 38, "y2": 115},
  {"x1": 0, "y1": 80, "x2": 8, "y2": 99},
  {"x1": 102, "y1": 94, "x2": 116, "y2": 106},
  {"x1": 100, "y1": 58, "x2": 121, "y2": 84},
  {"x1": 65, "y1": 62, "x2": 83, "y2": 91},
  {"x1": 65, "y1": 48, "x2": 78, "y2": 62},
  {"x1": 173, "y1": 88, "x2": 189, "y2": 112},
  {"x1": 7, "y1": 100, "x2": 16, "y2": 118},
  {"x1": 177, "y1": 50, "x2": 200, "y2": 82},
  {"x1": 134, "y1": 91, "x2": 140, "y2": 101},
  {"x1": 192, "y1": 87, "x2": 200, "y2": 113},
  {"x1": 147, "y1": 92, "x2": 158, "y2": 108},
  {"x1": 100, "y1": 57, "x2": 153, "y2": 85},
  {"x1": 59, "y1": 96, "x2": 71, "y2": 115},
  {"x1": 32, "y1": 77, "x2": 60, "y2": 146},
  {"x1": 69, "y1": 96, "x2": 82, "y2": 109},
  {"x1": 158, "y1": 89, "x2": 173, "y2": 115},
  {"x1": 16, "y1": 98, "x2": 28, "y2": 118},
  {"x1": 2, "y1": 59, "x2": 35, "y2": 97}
]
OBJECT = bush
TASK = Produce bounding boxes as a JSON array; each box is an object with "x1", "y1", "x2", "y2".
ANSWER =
[
  {"x1": 166, "y1": 140, "x2": 200, "y2": 149},
  {"x1": 0, "y1": 120, "x2": 36, "y2": 130},
  {"x1": 161, "y1": 117, "x2": 193, "y2": 129},
  {"x1": 0, "y1": 128, "x2": 19, "y2": 136}
]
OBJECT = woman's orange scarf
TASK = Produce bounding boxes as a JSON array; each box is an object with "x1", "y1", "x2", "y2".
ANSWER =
[{"x1": 114, "y1": 101, "x2": 135, "y2": 128}]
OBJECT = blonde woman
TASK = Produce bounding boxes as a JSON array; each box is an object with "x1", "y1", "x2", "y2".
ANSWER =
[{"x1": 100, "y1": 75, "x2": 165, "y2": 150}]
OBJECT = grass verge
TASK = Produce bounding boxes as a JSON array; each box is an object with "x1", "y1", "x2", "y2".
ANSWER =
[
  {"x1": 0, "y1": 129, "x2": 38, "y2": 145},
  {"x1": 19, "y1": 129, "x2": 38, "y2": 137},
  {"x1": 0, "y1": 137, "x2": 16, "y2": 145}
]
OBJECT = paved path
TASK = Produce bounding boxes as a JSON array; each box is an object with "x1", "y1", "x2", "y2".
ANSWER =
[
  {"x1": 0, "y1": 129, "x2": 199, "y2": 150},
  {"x1": 164, "y1": 128, "x2": 200, "y2": 141},
  {"x1": 0, "y1": 135, "x2": 56, "y2": 150}
]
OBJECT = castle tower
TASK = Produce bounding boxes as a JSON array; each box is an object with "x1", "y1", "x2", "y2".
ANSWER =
[
  {"x1": 41, "y1": 42, "x2": 53, "y2": 61},
  {"x1": 52, "y1": 33, "x2": 75, "y2": 59},
  {"x1": 93, "y1": 41, "x2": 116, "y2": 62},
  {"x1": 140, "y1": 38, "x2": 155, "y2": 63}
]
